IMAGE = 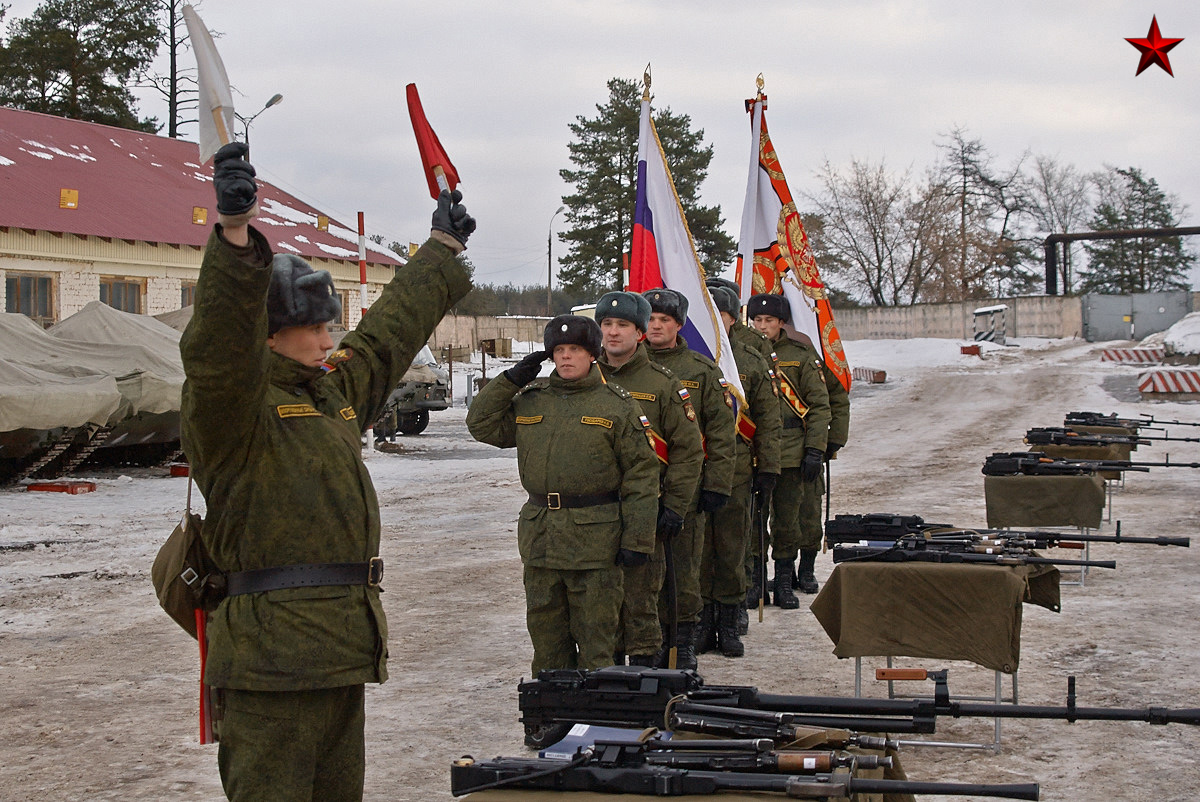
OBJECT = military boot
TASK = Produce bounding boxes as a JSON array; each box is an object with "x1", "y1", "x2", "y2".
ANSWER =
[
  {"x1": 674, "y1": 621, "x2": 698, "y2": 671},
  {"x1": 745, "y1": 561, "x2": 769, "y2": 608},
  {"x1": 773, "y1": 559, "x2": 800, "y2": 609},
  {"x1": 695, "y1": 602, "x2": 717, "y2": 654},
  {"x1": 736, "y1": 605, "x2": 749, "y2": 635},
  {"x1": 716, "y1": 603, "x2": 745, "y2": 657},
  {"x1": 797, "y1": 549, "x2": 820, "y2": 594}
]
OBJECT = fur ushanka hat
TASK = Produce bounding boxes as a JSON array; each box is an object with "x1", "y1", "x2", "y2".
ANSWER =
[
  {"x1": 543, "y1": 314, "x2": 602, "y2": 358},
  {"x1": 267, "y1": 254, "x2": 342, "y2": 335}
]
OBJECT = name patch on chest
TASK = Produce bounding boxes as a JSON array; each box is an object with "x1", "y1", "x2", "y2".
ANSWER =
[
  {"x1": 581, "y1": 416, "x2": 613, "y2": 428},
  {"x1": 680, "y1": 380, "x2": 701, "y2": 389},
  {"x1": 276, "y1": 404, "x2": 321, "y2": 419},
  {"x1": 516, "y1": 415, "x2": 543, "y2": 424},
  {"x1": 629, "y1": 391, "x2": 657, "y2": 402},
  {"x1": 777, "y1": 361, "x2": 801, "y2": 368}
]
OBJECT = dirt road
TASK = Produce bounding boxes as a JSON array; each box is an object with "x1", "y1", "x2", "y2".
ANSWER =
[{"x1": 2, "y1": 338, "x2": 1197, "y2": 801}]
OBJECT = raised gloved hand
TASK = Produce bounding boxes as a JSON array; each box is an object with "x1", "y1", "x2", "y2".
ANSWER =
[
  {"x1": 504, "y1": 350, "x2": 548, "y2": 387},
  {"x1": 801, "y1": 447, "x2": 824, "y2": 482},
  {"x1": 615, "y1": 548, "x2": 650, "y2": 567},
  {"x1": 213, "y1": 142, "x2": 258, "y2": 225},
  {"x1": 752, "y1": 471, "x2": 778, "y2": 496},
  {"x1": 656, "y1": 505, "x2": 684, "y2": 540},
  {"x1": 697, "y1": 490, "x2": 729, "y2": 513},
  {"x1": 430, "y1": 189, "x2": 476, "y2": 252},
  {"x1": 825, "y1": 442, "x2": 844, "y2": 462}
]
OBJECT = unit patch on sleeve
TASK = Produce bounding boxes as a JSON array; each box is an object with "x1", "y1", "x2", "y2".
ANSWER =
[
  {"x1": 322, "y1": 348, "x2": 354, "y2": 372},
  {"x1": 339, "y1": 406, "x2": 357, "y2": 421}
]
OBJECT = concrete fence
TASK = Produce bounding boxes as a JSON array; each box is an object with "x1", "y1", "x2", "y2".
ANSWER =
[
  {"x1": 430, "y1": 315, "x2": 550, "y2": 356},
  {"x1": 830, "y1": 296, "x2": 1085, "y2": 341}
]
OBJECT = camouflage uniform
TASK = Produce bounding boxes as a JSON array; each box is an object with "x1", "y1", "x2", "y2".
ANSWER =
[
  {"x1": 465, "y1": 365, "x2": 659, "y2": 673},
  {"x1": 729, "y1": 318, "x2": 774, "y2": 361},
  {"x1": 599, "y1": 343, "x2": 704, "y2": 660},
  {"x1": 769, "y1": 334, "x2": 831, "y2": 560},
  {"x1": 702, "y1": 340, "x2": 782, "y2": 612},
  {"x1": 646, "y1": 337, "x2": 736, "y2": 626},
  {"x1": 180, "y1": 225, "x2": 470, "y2": 799},
  {"x1": 824, "y1": 362, "x2": 851, "y2": 452}
]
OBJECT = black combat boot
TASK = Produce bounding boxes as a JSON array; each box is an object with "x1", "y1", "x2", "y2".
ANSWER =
[
  {"x1": 745, "y1": 561, "x2": 769, "y2": 608},
  {"x1": 773, "y1": 559, "x2": 799, "y2": 609},
  {"x1": 717, "y1": 603, "x2": 745, "y2": 657},
  {"x1": 736, "y1": 605, "x2": 749, "y2": 635},
  {"x1": 674, "y1": 621, "x2": 698, "y2": 671},
  {"x1": 797, "y1": 549, "x2": 819, "y2": 594},
  {"x1": 695, "y1": 602, "x2": 717, "y2": 654}
]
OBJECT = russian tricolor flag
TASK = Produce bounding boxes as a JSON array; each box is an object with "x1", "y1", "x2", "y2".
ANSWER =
[{"x1": 627, "y1": 92, "x2": 745, "y2": 405}]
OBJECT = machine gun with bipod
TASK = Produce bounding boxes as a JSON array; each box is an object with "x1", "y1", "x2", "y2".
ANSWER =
[
  {"x1": 982, "y1": 452, "x2": 1200, "y2": 476},
  {"x1": 825, "y1": 514, "x2": 1189, "y2": 550},
  {"x1": 1025, "y1": 426, "x2": 1200, "y2": 447},
  {"x1": 1065, "y1": 411, "x2": 1200, "y2": 431},
  {"x1": 518, "y1": 666, "x2": 1200, "y2": 745},
  {"x1": 829, "y1": 539, "x2": 1116, "y2": 569},
  {"x1": 450, "y1": 739, "x2": 1040, "y2": 799}
]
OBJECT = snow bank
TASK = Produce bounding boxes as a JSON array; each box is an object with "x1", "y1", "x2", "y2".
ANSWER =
[{"x1": 1163, "y1": 312, "x2": 1200, "y2": 355}]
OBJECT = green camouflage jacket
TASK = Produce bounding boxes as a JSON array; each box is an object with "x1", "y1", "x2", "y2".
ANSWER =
[
  {"x1": 465, "y1": 365, "x2": 659, "y2": 569},
  {"x1": 646, "y1": 337, "x2": 736, "y2": 500},
  {"x1": 599, "y1": 343, "x2": 704, "y2": 518},
  {"x1": 180, "y1": 225, "x2": 470, "y2": 691},
  {"x1": 732, "y1": 339, "x2": 783, "y2": 478},
  {"x1": 823, "y1": 362, "x2": 851, "y2": 449},
  {"x1": 730, "y1": 319, "x2": 774, "y2": 361},
  {"x1": 770, "y1": 334, "x2": 831, "y2": 466}
]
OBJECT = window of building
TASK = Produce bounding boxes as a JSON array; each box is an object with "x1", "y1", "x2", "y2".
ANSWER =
[
  {"x1": 333, "y1": 289, "x2": 351, "y2": 331},
  {"x1": 181, "y1": 281, "x2": 196, "y2": 308},
  {"x1": 99, "y1": 277, "x2": 144, "y2": 313},
  {"x1": 5, "y1": 272, "x2": 56, "y2": 327}
]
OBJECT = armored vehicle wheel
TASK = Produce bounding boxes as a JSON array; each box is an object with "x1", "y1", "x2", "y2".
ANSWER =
[{"x1": 397, "y1": 409, "x2": 430, "y2": 435}]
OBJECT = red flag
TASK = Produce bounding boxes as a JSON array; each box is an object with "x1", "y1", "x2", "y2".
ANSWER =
[{"x1": 405, "y1": 83, "x2": 460, "y2": 199}]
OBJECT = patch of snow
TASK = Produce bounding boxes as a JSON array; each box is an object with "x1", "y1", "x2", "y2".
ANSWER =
[
  {"x1": 258, "y1": 198, "x2": 401, "y2": 263},
  {"x1": 0, "y1": 156, "x2": 14, "y2": 167},
  {"x1": 192, "y1": 172, "x2": 210, "y2": 183},
  {"x1": 21, "y1": 139, "x2": 96, "y2": 162},
  {"x1": 150, "y1": 162, "x2": 163, "y2": 168},
  {"x1": 1163, "y1": 312, "x2": 1200, "y2": 355},
  {"x1": 294, "y1": 234, "x2": 311, "y2": 243},
  {"x1": 19, "y1": 148, "x2": 53, "y2": 161},
  {"x1": 184, "y1": 162, "x2": 201, "y2": 169},
  {"x1": 128, "y1": 153, "x2": 139, "y2": 159},
  {"x1": 253, "y1": 216, "x2": 298, "y2": 228},
  {"x1": 314, "y1": 241, "x2": 358, "y2": 258},
  {"x1": 276, "y1": 241, "x2": 301, "y2": 253}
]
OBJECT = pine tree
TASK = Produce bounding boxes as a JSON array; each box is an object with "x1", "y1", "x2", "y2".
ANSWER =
[
  {"x1": 558, "y1": 77, "x2": 735, "y2": 299},
  {"x1": 0, "y1": 0, "x2": 160, "y2": 132},
  {"x1": 1081, "y1": 167, "x2": 1195, "y2": 294}
]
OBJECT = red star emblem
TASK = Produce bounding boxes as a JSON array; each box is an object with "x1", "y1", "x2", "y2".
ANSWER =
[{"x1": 1126, "y1": 15, "x2": 1183, "y2": 76}]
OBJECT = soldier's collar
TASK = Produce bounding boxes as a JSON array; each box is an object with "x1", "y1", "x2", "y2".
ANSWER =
[
  {"x1": 549, "y1": 362, "x2": 603, "y2": 392},
  {"x1": 268, "y1": 349, "x2": 325, "y2": 389}
]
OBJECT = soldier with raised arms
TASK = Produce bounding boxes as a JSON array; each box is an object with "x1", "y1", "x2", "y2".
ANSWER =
[
  {"x1": 595, "y1": 291, "x2": 704, "y2": 667},
  {"x1": 466, "y1": 316, "x2": 659, "y2": 679}
]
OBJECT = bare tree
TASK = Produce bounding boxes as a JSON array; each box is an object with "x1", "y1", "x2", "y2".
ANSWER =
[
  {"x1": 1022, "y1": 155, "x2": 1092, "y2": 294},
  {"x1": 141, "y1": 0, "x2": 201, "y2": 138}
]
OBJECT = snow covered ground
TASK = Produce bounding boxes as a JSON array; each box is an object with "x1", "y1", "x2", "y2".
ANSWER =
[{"x1": 2, "y1": 335, "x2": 1198, "y2": 801}]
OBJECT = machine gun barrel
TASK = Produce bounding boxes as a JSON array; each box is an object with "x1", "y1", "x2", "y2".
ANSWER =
[
  {"x1": 831, "y1": 544, "x2": 1117, "y2": 569},
  {"x1": 982, "y1": 451, "x2": 1152, "y2": 476},
  {"x1": 1066, "y1": 411, "x2": 1200, "y2": 430}
]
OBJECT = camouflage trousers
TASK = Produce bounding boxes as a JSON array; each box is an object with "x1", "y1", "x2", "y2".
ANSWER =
[
  {"x1": 616, "y1": 539, "x2": 666, "y2": 657},
  {"x1": 701, "y1": 472, "x2": 752, "y2": 606},
  {"x1": 217, "y1": 684, "x2": 365, "y2": 802},
  {"x1": 658, "y1": 510, "x2": 706, "y2": 625},
  {"x1": 524, "y1": 564, "x2": 623, "y2": 674},
  {"x1": 769, "y1": 467, "x2": 825, "y2": 560}
]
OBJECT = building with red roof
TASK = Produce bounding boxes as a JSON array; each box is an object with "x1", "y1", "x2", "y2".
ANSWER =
[{"x1": 0, "y1": 106, "x2": 405, "y2": 327}]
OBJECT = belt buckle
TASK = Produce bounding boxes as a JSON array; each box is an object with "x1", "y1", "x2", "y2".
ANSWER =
[
  {"x1": 368, "y1": 557, "x2": 384, "y2": 587},
  {"x1": 546, "y1": 492, "x2": 561, "y2": 510}
]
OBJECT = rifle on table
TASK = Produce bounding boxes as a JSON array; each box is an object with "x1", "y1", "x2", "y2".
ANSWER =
[
  {"x1": 1066, "y1": 411, "x2": 1200, "y2": 430},
  {"x1": 982, "y1": 451, "x2": 1200, "y2": 477},
  {"x1": 830, "y1": 541, "x2": 1116, "y2": 570},
  {"x1": 1025, "y1": 426, "x2": 1200, "y2": 447},
  {"x1": 518, "y1": 666, "x2": 1200, "y2": 743},
  {"x1": 826, "y1": 513, "x2": 1189, "y2": 549},
  {"x1": 450, "y1": 744, "x2": 1039, "y2": 799}
]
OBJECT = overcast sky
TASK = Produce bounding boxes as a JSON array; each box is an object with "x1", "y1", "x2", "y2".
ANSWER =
[{"x1": 6, "y1": 1, "x2": 1199, "y2": 290}]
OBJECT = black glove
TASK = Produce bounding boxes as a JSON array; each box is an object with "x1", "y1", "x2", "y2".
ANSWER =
[
  {"x1": 825, "y1": 442, "x2": 844, "y2": 462},
  {"x1": 753, "y1": 472, "x2": 778, "y2": 496},
  {"x1": 431, "y1": 189, "x2": 476, "y2": 246},
  {"x1": 656, "y1": 505, "x2": 684, "y2": 540},
  {"x1": 213, "y1": 142, "x2": 257, "y2": 216},
  {"x1": 697, "y1": 489, "x2": 729, "y2": 513},
  {"x1": 504, "y1": 350, "x2": 548, "y2": 387},
  {"x1": 800, "y1": 447, "x2": 824, "y2": 482},
  {"x1": 615, "y1": 548, "x2": 649, "y2": 567}
]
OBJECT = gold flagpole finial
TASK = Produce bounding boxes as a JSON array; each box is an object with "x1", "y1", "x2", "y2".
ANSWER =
[
  {"x1": 756, "y1": 73, "x2": 765, "y2": 98},
  {"x1": 643, "y1": 63, "x2": 652, "y2": 101}
]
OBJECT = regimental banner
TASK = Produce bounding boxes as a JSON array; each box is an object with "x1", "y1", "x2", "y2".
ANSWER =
[{"x1": 735, "y1": 89, "x2": 851, "y2": 393}]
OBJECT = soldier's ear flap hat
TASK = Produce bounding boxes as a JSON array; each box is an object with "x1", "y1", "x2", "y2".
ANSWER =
[
  {"x1": 748, "y1": 293, "x2": 790, "y2": 324},
  {"x1": 705, "y1": 276, "x2": 741, "y2": 302},
  {"x1": 594, "y1": 291, "x2": 652, "y2": 332},
  {"x1": 642, "y1": 288, "x2": 688, "y2": 325},
  {"x1": 267, "y1": 254, "x2": 342, "y2": 335},
  {"x1": 710, "y1": 286, "x2": 740, "y2": 318},
  {"x1": 544, "y1": 314, "x2": 602, "y2": 359}
]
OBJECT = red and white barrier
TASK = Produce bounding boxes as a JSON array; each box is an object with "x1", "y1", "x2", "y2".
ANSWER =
[
  {"x1": 851, "y1": 366, "x2": 887, "y2": 384},
  {"x1": 1100, "y1": 347, "x2": 1165, "y2": 364},
  {"x1": 1138, "y1": 368, "x2": 1200, "y2": 395}
]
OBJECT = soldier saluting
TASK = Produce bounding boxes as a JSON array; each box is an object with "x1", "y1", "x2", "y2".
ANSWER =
[
  {"x1": 466, "y1": 316, "x2": 659, "y2": 677},
  {"x1": 747, "y1": 293, "x2": 831, "y2": 608},
  {"x1": 595, "y1": 291, "x2": 704, "y2": 668}
]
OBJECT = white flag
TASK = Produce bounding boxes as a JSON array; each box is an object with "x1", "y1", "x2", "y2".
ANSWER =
[{"x1": 183, "y1": 4, "x2": 236, "y2": 163}]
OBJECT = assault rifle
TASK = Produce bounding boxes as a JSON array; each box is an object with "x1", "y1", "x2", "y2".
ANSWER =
[
  {"x1": 830, "y1": 540, "x2": 1116, "y2": 570},
  {"x1": 518, "y1": 666, "x2": 1200, "y2": 742},
  {"x1": 450, "y1": 743, "x2": 1039, "y2": 799},
  {"x1": 825, "y1": 513, "x2": 1189, "y2": 549},
  {"x1": 981, "y1": 451, "x2": 1200, "y2": 476},
  {"x1": 1025, "y1": 426, "x2": 1200, "y2": 447},
  {"x1": 1066, "y1": 411, "x2": 1200, "y2": 430}
]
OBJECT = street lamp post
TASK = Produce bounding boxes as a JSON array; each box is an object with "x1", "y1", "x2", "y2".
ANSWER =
[
  {"x1": 547, "y1": 205, "x2": 565, "y2": 316},
  {"x1": 235, "y1": 93, "x2": 283, "y2": 158}
]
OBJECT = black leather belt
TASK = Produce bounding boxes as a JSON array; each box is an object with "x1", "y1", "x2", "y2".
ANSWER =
[
  {"x1": 783, "y1": 417, "x2": 806, "y2": 429},
  {"x1": 527, "y1": 491, "x2": 620, "y2": 510},
  {"x1": 225, "y1": 558, "x2": 383, "y2": 596}
]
